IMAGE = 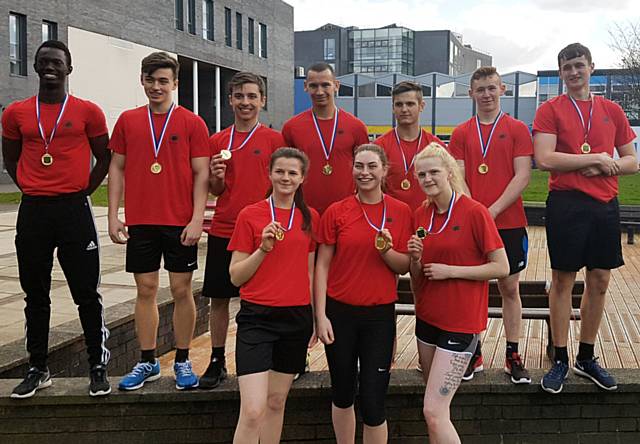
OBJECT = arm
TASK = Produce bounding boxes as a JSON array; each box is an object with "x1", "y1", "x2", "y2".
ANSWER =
[
  {"x1": 307, "y1": 252, "x2": 318, "y2": 347},
  {"x1": 423, "y1": 247, "x2": 509, "y2": 281},
  {"x1": 181, "y1": 156, "x2": 210, "y2": 246},
  {"x1": 85, "y1": 134, "x2": 111, "y2": 195},
  {"x1": 378, "y1": 228, "x2": 410, "y2": 274},
  {"x1": 1, "y1": 137, "x2": 22, "y2": 188},
  {"x1": 488, "y1": 156, "x2": 531, "y2": 218},
  {"x1": 313, "y1": 244, "x2": 335, "y2": 344},
  {"x1": 107, "y1": 152, "x2": 128, "y2": 244},
  {"x1": 614, "y1": 142, "x2": 639, "y2": 176},
  {"x1": 228, "y1": 222, "x2": 278, "y2": 287},
  {"x1": 209, "y1": 153, "x2": 226, "y2": 195},
  {"x1": 407, "y1": 234, "x2": 425, "y2": 292},
  {"x1": 455, "y1": 159, "x2": 471, "y2": 195},
  {"x1": 533, "y1": 132, "x2": 618, "y2": 174}
]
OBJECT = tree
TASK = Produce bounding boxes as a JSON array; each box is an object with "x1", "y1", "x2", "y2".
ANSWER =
[{"x1": 609, "y1": 22, "x2": 640, "y2": 122}]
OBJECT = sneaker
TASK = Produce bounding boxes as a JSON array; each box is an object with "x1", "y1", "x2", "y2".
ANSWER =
[
  {"x1": 293, "y1": 352, "x2": 311, "y2": 382},
  {"x1": 198, "y1": 358, "x2": 227, "y2": 390},
  {"x1": 462, "y1": 353, "x2": 484, "y2": 381},
  {"x1": 89, "y1": 364, "x2": 111, "y2": 396},
  {"x1": 174, "y1": 360, "x2": 199, "y2": 390},
  {"x1": 574, "y1": 357, "x2": 617, "y2": 391},
  {"x1": 505, "y1": 352, "x2": 531, "y2": 384},
  {"x1": 541, "y1": 360, "x2": 569, "y2": 394},
  {"x1": 11, "y1": 367, "x2": 52, "y2": 399},
  {"x1": 416, "y1": 362, "x2": 423, "y2": 373},
  {"x1": 118, "y1": 361, "x2": 161, "y2": 391}
]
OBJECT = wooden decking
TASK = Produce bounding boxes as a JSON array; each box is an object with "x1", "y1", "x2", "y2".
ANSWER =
[{"x1": 159, "y1": 226, "x2": 640, "y2": 375}]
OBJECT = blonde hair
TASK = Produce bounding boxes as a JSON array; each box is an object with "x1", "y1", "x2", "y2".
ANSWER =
[{"x1": 414, "y1": 142, "x2": 467, "y2": 196}]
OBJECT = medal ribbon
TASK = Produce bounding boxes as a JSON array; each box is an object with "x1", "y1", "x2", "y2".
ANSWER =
[
  {"x1": 475, "y1": 110, "x2": 504, "y2": 161},
  {"x1": 394, "y1": 127, "x2": 423, "y2": 176},
  {"x1": 358, "y1": 195, "x2": 387, "y2": 233},
  {"x1": 36, "y1": 94, "x2": 69, "y2": 152},
  {"x1": 311, "y1": 108, "x2": 339, "y2": 162},
  {"x1": 268, "y1": 196, "x2": 296, "y2": 233},
  {"x1": 227, "y1": 122, "x2": 261, "y2": 152},
  {"x1": 426, "y1": 191, "x2": 456, "y2": 235},
  {"x1": 568, "y1": 94, "x2": 594, "y2": 143},
  {"x1": 147, "y1": 103, "x2": 176, "y2": 160}
]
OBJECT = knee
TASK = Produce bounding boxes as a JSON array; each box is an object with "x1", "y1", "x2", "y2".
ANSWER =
[
  {"x1": 210, "y1": 298, "x2": 230, "y2": 312},
  {"x1": 170, "y1": 283, "x2": 191, "y2": 300},
  {"x1": 241, "y1": 403, "x2": 266, "y2": 428},
  {"x1": 360, "y1": 403, "x2": 386, "y2": 427},
  {"x1": 423, "y1": 403, "x2": 446, "y2": 430},
  {"x1": 499, "y1": 282, "x2": 519, "y2": 301},
  {"x1": 267, "y1": 392, "x2": 288, "y2": 413},
  {"x1": 137, "y1": 282, "x2": 158, "y2": 300}
]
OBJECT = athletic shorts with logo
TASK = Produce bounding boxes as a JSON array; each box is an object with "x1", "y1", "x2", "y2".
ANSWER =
[{"x1": 125, "y1": 225, "x2": 198, "y2": 273}]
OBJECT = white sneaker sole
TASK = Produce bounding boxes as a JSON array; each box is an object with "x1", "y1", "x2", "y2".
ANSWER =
[
  {"x1": 90, "y1": 386, "x2": 112, "y2": 397},
  {"x1": 10, "y1": 378, "x2": 52, "y2": 399},
  {"x1": 573, "y1": 366, "x2": 618, "y2": 391},
  {"x1": 118, "y1": 372, "x2": 161, "y2": 391},
  {"x1": 504, "y1": 367, "x2": 531, "y2": 384}
]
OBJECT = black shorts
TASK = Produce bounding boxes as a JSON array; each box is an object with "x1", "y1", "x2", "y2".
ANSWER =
[
  {"x1": 545, "y1": 190, "x2": 623, "y2": 272},
  {"x1": 499, "y1": 227, "x2": 528, "y2": 275},
  {"x1": 235, "y1": 300, "x2": 313, "y2": 376},
  {"x1": 125, "y1": 225, "x2": 198, "y2": 274},
  {"x1": 415, "y1": 318, "x2": 479, "y2": 354},
  {"x1": 202, "y1": 235, "x2": 240, "y2": 299}
]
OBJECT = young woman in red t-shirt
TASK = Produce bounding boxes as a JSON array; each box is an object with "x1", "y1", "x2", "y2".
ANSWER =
[
  {"x1": 315, "y1": 144, "x2": 412, "y2": 443},
  {"x1": 228, "y1": 147, "x2": 319, "y2": 444},
  {"x1": 408, "y1": 142, "x2": 508, "y2": 443}
]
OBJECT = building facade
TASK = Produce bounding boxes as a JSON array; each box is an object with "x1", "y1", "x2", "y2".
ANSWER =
[
  {"x1": 294, "y1": 23, "x2": 491, "y2": 77},
  {"x1": 1, "y1": 0, "x2": 293, "y2": 184}
]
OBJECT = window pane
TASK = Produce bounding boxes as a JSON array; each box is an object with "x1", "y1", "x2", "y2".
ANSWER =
[
  {"x1": 225, "y1": 8, "x2": 232, "y2": 46},
  {"x1": 259, "y1": 23, "x2": 267, "y2": 58},
  {"x1": 175, "y1": 0, "x2": 184, "y2": 30},
  {"x1": 248, "y1": 18, "x2": 255, "y2": 54},
  {"x1": 324, "y1": 38, "x2": 335, "y2": 60},
  {"x1": 187, "y1": 0, "x2": 196, "y2": 34},
  {"x1": 236, "y1": 12, "x2": 242, "y2": 49},
  {"x1": 202, "y1": 0, "x2": 213, "y2": 40}
]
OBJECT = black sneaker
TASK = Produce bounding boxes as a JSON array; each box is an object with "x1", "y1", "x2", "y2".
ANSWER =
[
  {"x1": 505, "y1": 352, "x2": 531, "y2": 384},
  {"x1": 89, "y1": 364, "x2": 111, "y2": 397},
  {"x1": 11, "y1": 367, "x2": 52, "y2": 399},
  {"x1": 462, "y1": 353, "x2": 484, "y2": 381},
  {"x1": 574, "y1": 357, "x2": 617, "y2": 391},
  {"x1": 198, "y1": 358, "x2": 226, "y2": 390}
]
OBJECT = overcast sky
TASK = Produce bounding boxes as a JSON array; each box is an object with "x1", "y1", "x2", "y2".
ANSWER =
[{"x1": 287, "y1": 0, "x2": 640, "y2": 74}]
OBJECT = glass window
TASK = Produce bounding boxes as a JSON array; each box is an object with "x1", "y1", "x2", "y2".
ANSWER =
[
  {"x1": 175, "y1": 0, "x2": 184, "y2": 30},
  {"x1": 236, "y1": 12, "x2": 242, "y2": 49},
  {"x1": 259, "y1": 23, "x2": 267, "y2": 58},
  {"x1": 42, "y1": 20, "x2": 58, "y2": 41},
  {"x1": 248, "y1": 18, "x2": 255, "y2": 54},
  {"x1": 338, "y1": 84, "x2": 354, "y2": 97},
  {"x1": 323, "y1": 38, "x2": 335, "y2": 60},
  {"x1": 9, "y1": 13, "x2": 27, "y2": 76},
  {"x1": 202, "y1": 0, "x2": 213, "y2": 40},
  {"x1": 224, "y1": 8, "x2": 232, "y2": 46},
  {"x1": 187, "y1": 0, "x2": 196, "y2": 34},
  {"x1": 376, "y1": 84, "x2": 392, "y2": 96}
]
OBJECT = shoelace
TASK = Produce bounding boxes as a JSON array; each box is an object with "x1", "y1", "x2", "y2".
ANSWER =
[
  {"x1": 548, "y1": 361, "x2": 567, "y2": 377},
  {"x1": 130, "y1": 362, "x2": 153, "y2": 377},
  {"x1": 584, "y1": 357, "x2": 612, "y2": 377},
  {"x1": 175, "y1": 362, "x2": 194, "y2": 377}
]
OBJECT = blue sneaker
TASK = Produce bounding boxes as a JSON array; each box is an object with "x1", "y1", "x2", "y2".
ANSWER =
[
  {"x1": 574, "y1": 357, "x2": 617, "y2": 391},
  {"x1": 541, "y1": 360, "x2": 569, "y2": 394},
  {"x1": 118, "y1": 361, "x2": 161, "y2": 391},
  {"x1": 174, "y1": 360, "x2": 199, "y2": 390}
]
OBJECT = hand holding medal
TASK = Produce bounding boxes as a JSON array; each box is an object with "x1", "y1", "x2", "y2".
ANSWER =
[
  {"x1": 407, "y1": 232, "x2": 424, "y2": 263},
  {"x1": 259, "y1": 222, "x2": 280, "y2": 253},
  {"x1": 376, "y1": 228, "x2": 394, "y2": 254},
  {"x1": 209, "y1": 153, "x2": 227, "y2": 180}
]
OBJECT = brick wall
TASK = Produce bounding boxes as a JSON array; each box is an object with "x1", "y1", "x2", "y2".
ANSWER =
[{"x1": 1, "y1": 369, "x2": 639, "y2": 443}]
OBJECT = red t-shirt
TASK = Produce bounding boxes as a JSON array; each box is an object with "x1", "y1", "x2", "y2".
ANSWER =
[
  {"x1": 374, "y1": 128, "x2": 444, "y2": 210},
  {"x1": 228, "y1": 200, "x2": 319, "y2": 307},
  {"x1": 448, "y1": 114, "x2": 533, "y2": 229},
  {"x1": 109, "y1": 105, "x2": 210, "y2": 226},
  {"x1": 1, "y1": 95, "x2": 108, "y2": 196},
  {"x1": 533, "y1": 94, "x2": 636, "y2": 202},
  {"x1": 282, "y1": 109, "x2": 369, "y2": 214},
  {"x1": 413, "y1": 195, "x2": 504, "y2": 333},
  {"x1": 209, "y1": 125, "x2": 285, "y2": 238},
  {"x1": 319, "y1": 194, "x2": 413, "y2": 306}
]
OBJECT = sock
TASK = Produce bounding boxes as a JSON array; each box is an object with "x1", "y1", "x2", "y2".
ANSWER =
[
  {"x1": 175, "y1": 348, "x2": 189, "y2": 363},
  {"x1": 576, "y1": 342, "x2": 594, "y2": 362},
  {"x1": 140, "y1": 349, "x2": 156, "y2": 364},
  {"x1": 211, "y1": 346, "x2": 225, "y2": 362},
  {"x1": 554, "y1": 346, "x2": 569, "y2": 364},
  {"x1": 506, "y1": 341, "x2": 519, "y2": 357}
]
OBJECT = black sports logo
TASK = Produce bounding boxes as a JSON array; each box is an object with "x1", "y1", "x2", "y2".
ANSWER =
[
  {"x1": 64, "y1": 121, "x2": 72, "y2": 128},
  {"x1": 170, "y1": 135, "x2": 179, "y2": 142},
  {"x1": 452, "y1": 225, "x2": 460, "y2": 231},
  {"x1": 253, "y1": 149, "x2": 261, "y2": 155}
]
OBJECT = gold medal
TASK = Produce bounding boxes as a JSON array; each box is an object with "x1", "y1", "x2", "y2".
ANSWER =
[
  {"x1": 580, "y1": 143, "x2": 591, "y2": 154},
  {"x1": 478, "y1": 163, "x2": 489, "y2": 174},
  {"x1": 220, "y1": 149, "x2": 232, "y2": 160},
  {"x1": 416, "y1": 227, "x2": 427, "y2": 239},
  {"x1": 41, "y1": 153, "x2": 53, "y2": 166},
  {"x1": 322, "y1": 163, "x2": 333, "y2": 175},
  {"x1": 375, "y1": 233, "x2": 388, "y2": 251},
  {"x1": 150, "y1": 162, "x2": 162, "y2": 174},
  {"x1": 401, "y1": 179, "x2": 411, "y2": 190},
  {"x1": 275, "y1": 228, "x2": 285, "y2": 241}
]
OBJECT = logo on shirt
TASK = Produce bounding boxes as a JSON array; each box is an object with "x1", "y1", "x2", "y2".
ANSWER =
[
  {"x1": 603, "y1": 117, "x2": 610, "y2": 123},
  {"x1": 64, "y1": 121, "x2": 73, "y2": 128},
  {"x1": 86, "y1": 241, "x2": 98, "y2": 251},
  {"x1": 253, "y1": 149, "x2": 262, "y2": 155},
  {"x1": 452, "y1": 225, "x2": 460, "y2": 231},
  {"x1": 386, "y1": 217, "x2": 393, "y2": 223},
  {"x1": 337, "y1": 129, "x2": 344, "y2": 135},
  {"x1": 170, "y1": 134, "x2": 179, "y2": 142},
  {"x1": 499, "y1": 133, "x2": 506, "y2": 139}
]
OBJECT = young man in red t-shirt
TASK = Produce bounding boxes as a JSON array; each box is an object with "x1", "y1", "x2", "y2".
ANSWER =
[
  {"x1": 534, "y1": 43, "x2": 638, "y2": 394},
  {"x1": 1, "y1": 40, "x2": 111, "y2": 398},
  {"x1": 282, "y1": 62, "x2": 369, "y2": 215},
  {"x1": 199, "y1": 72, "x2": 285, "y2": 389},
  {"x1": 374, "y1": 81, "x2": 443, "y2": 210},
  {"x1": 108, "y1": 52, "x2": 210, "y2": 391},
  {"x1": 448, "y1": 67, "x2": 533, "y2": 384}
]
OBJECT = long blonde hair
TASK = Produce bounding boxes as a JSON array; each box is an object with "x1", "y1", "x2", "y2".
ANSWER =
[{"x1": 414, "y1": 142, "x2": 467, "y2": 196}]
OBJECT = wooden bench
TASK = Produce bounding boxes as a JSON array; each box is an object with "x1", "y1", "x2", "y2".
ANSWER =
[
  {"x1": 202, "y1": 199, "x2": 217, "y2": 232},
  {"x1": 620, "y1": 205, "x2": 640, "y2": 245},
  {"x1": 395, "y1": 277, "x2": 584, "y2": 360}
]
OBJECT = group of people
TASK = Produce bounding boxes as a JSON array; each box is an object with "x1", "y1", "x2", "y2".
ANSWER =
[{"x1": 1, "y1": 39, "x2": 637, "y2": 443}]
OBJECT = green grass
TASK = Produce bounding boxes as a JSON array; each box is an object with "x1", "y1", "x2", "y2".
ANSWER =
[
  {"x1": 523, "y1": 170, "x2": 640, "y2": 205},
  {"x1": 0, "y1": 185, "x2": 109, "y2": 206}
]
